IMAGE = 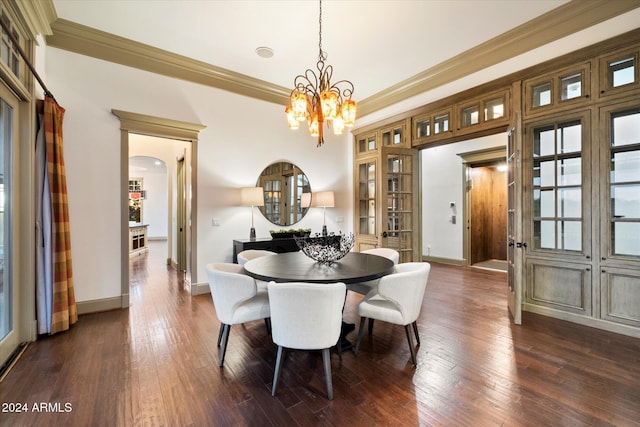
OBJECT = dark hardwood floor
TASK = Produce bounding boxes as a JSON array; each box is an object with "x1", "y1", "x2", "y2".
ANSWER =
[{"x1": 1, "y1": 240, "x2": 639, "y2": 426}]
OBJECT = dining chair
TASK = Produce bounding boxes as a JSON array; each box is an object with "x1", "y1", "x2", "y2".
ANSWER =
[
  {"x1": 236, "y1": 249, "x2": 276, "y2": 265},
  {"x1": 268, "y1": 281, "x2": 346, "y2": 400},
  {"x1": 354, "y1": 262, "x2": 431, "y2": 366},
  {"x1": 237, "y1": 249, "x2": 277, "y2": 291},
  {"x1": 205, "y1": 262, "x2": 271, "y2": 367},
  {"x1": 346, "y1": 247, "x2": 400, "y2": 295}
]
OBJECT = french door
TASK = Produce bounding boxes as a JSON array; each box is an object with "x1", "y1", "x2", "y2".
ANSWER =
[
  {"x1": 507, "y1": 113, "x2": 523, "y2": 324},
  {"x1": 0, "y1": 85, "x2": 19, "y2": 365}
]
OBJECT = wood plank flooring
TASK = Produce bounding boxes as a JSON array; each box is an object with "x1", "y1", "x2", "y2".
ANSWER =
[{"x1": 1, "y1": 241, "x2": 639, "y2": 426}]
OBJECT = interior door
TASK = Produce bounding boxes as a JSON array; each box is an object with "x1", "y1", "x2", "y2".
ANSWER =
[
  {"x1": 507, "y1": 113, "x2": 523, "y2": 324},
  {"x1": 176, "y1": 156, "x2": 186, "y2": 272},
  {"x1": 380, "y1": 146, "x2": 420, "y2": 263}
]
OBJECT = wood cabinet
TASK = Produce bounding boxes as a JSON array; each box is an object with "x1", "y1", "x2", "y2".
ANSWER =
[
  {"x1": 354, "y1": 120, "x2": 420, "y2": 263},
  {"x1": 232, "y1": 238, "x2": 299, "y2": 263}
]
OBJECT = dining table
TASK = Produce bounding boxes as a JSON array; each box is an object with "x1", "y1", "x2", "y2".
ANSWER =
[{"x1": 243, "y1": 250, "x2": 396, "y2": 351}]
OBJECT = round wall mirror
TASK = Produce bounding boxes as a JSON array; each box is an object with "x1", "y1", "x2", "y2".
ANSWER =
[{"x1": 256, "y1": 162, "x2": 311, "y2": 226}]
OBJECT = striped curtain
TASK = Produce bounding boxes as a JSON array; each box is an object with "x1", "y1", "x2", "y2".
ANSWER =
[{"x1": 43, "y1": 96, "x2": 77, "y2": 334}]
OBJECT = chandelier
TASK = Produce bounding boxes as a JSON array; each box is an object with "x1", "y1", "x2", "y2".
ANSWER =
[{"x1": 284, "y1": 0, "x2": 357, "y2": 147}]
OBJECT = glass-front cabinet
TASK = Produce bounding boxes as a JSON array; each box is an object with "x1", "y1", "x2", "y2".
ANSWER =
[
  {"x1": 354, "y1": 120, "x2": 420, "y2": 262},
  {"x1": 524, "y1": 63, "x2": 591, "y2": 117}
]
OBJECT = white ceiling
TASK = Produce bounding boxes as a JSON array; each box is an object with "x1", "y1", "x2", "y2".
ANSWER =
[{"x1": 51, "y1": 0, "x2": 574, "y2": 100}]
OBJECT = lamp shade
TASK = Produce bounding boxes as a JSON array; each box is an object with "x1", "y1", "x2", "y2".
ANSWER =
[
  {"x1": 240, "y1": 187, "x2": 264, "y2": 207},
  {"x1": 301, "y1": 192, "x2": 312, "y2": 208},
  {"x1": 313, "y1": 191, "x2": 335, "y2": 208}
]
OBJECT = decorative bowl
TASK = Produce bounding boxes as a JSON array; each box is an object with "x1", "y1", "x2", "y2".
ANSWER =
[{"x1": 294, "y1": 232, "x2": 354, "y2": 263}]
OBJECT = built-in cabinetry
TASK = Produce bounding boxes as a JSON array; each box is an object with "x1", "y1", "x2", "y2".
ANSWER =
[
  {"x1": 353, "y1": 119, "x2": 420, "y2": 263},
  {"x1": 129, "y1": 224, "x2": 148, "y2": 257},
  {"x1": 352, "y1": 29, "x2": 640, "y2": 337}
]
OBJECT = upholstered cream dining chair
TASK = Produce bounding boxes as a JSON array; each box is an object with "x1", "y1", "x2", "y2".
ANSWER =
[
  {"x1": 267, "y1": 281, "x2": 346, "y2": 400},
  {"x1": 354, "y1": 262, "x2": 431, "y2": 366},
  {"x1": 236, "y1": 249, "x2": 276, "y2": 265},
  {"x1": 205, "y1": 262, "x2": 271, "y2": 367},
  {"x1": 346, "y1": 247, "x2": 400, "y2": 295}
]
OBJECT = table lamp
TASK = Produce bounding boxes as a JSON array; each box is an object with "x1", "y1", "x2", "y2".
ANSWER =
[
  {"x1": 241, "y1": 187, "x2": 264, "y2": 241},
  {"x1": 313, "y1": 191, "x2": 335, "y2": 237}
]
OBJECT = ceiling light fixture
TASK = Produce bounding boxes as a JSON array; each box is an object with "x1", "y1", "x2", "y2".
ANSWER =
[{"x1": 284, "y1": 0, "x2": 357, "y2": 147}]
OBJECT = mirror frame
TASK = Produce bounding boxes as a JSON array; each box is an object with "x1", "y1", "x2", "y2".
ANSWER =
[{"x1": 256, "y1": 161, "x2": 311, "y2": 227}]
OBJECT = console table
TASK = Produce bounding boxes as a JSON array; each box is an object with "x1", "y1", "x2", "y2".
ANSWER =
[{"x1": 232, "y1": 237, "x2": 300, "y2": 263}]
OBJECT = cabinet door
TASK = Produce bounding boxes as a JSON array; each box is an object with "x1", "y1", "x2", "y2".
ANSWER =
[
  {"x1": 380, "y1": 147, "x2": 420, "y2": 262},
  {"x1": 355, "y1": 157, "x2": 379, "y2": 251}
]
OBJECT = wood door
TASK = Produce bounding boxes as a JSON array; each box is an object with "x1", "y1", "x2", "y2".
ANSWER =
[
  {"x1": 380, "y1": 146, "x2": 420, "y2": 262},
  {"x1": 507, "y1": 113, "x2": 523, "y2": 324}
]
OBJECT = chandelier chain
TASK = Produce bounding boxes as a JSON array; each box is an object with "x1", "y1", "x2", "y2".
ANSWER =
[{"x1": 318, "y1": 0, "x2": 326, "y2": 61}]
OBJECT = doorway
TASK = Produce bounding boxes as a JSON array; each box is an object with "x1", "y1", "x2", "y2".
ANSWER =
[
  {"x1": 458, "y1": 145, "x2": 508, "y2": 271},
  {"x1": 112, "y1": 109, "x2": 205, "y2": 307},
  {"x1": 468, "y1": 161, "x2": 507, "y2": 270}
]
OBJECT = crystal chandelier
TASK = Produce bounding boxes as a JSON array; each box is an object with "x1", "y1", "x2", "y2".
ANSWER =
[{"x1": 285, "y1": 0, "x2": 357, "y2": 147}]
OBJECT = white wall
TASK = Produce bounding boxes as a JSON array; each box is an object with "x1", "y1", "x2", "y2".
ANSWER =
[
  {"x1": 44, "y1": 47, "x2": 353, "y2": 303},
  {"x1": 421, "y1": 133, "x2": 506, "y2": 261}
]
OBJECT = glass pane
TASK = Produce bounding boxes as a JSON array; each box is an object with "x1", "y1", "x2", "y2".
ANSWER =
[
  {"x1": 416, "y1": 118, "x2": 430, "y2": 138},
  {"x1": 532, "y1": 82, "x2": 551, "y2": 107},
  {"x1": 558, "y1": 221, "x2": 581, "y2": 251},
  {"x1": 367, "y1": 136, "x2": 375, "y2": 151},
  {"x1": 434, "y1": 113, "x2": 449, "y2": 134},
  {"x1": 609, "y1": 57, "x2": 635, "y2": 87},
  {"x1": 367, "y1": 163, "x2": 375, "y2": 180},
  {"x1": 611, "y1": 185, "x2": 640, "y2": 219},
  {"x1": 461, "y1": 105, "x2": 479, "y2": 127},
  {"x1": 611, "y1": 151, "x2": 640, "y2": 183},
  {"x1": 612, "y1": 222, "x2": 640, "y2": 256},
  {"x1": 1, "y1": 98, "x2": 12, "y2": 340},
  {"x1": 557, "y1": 157, "x2": 581, "y2": 186},
  {"x1": 558, "y1": 188, "x2": 581, "y2": 218},
  {"x1": 393, "y1": 128, "x2": 401, "y2": 145},
  {"x1": 538, "y1": 189, "x2": 555, "y2": 217},
  {"x1": 558, "y1": 122, "x2": 581, "y2": 153},
  {"x1": 535, "y1": 220, "x2": 556, "y2": 249},
  {"x1": 539, "y1": 160, "x2": 555, "y2": 187},
  {"x1": 382, "y1": 131, "x2": 390, "y2": 146},
  {"x1": 533, "y1": 126, "x2": 555, "y2": 157},
  {"x1": 367, "y1": 181, "x2": 375, "y2": 198},
  {"x1": 612, "y1": 111, "x2": 640, "y2": 147},
  {"x1": 560, "y1": 72, "x2": 582, "y2": 100},
  {"x1": 484, "y1": 97, "x2": 504, "y2": 121}
]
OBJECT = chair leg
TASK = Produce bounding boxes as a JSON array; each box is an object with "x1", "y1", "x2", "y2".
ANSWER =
[
  {"x1": 404, "y1": 324, "x2": 417, "y2": 366},
  {"x1": 354, "y1": 317, "x2": 366, "y2": 356},
  {"x1": 368, "y1": 318, "x2": 375, "y2": 335},
  {"x1": 219, "y1": 324, "x2": 231, "y2": 367},
  {"x1": 271, "y1": 345, "x2": 285, "y2": 397},
  {"x1": 412, "y1": 321, "x2": 420, "y2": 346},
  {"x1": 217, "y1": 323, "x2": 224, "y2": 347},
  {"x1": 336, "y1": 337, "x2": 342, "y2": 361},
  {"x1": 264, "y1": 317, "x2": 272, "y2": 335},
  {"x1": 321, "y1": 348, "x2": 334, "y2": 400}
]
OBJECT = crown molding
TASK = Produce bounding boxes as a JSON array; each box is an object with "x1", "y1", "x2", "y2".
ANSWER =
[
  {"x1": 357, "y1": 0, "x2": 640, "y2": 117},
  {"x1": 8, "y1": 0, "x2": 56, "y2": 38},
  {"x1": 112, "y1": 109, "x2": 206, "y2": 141},
  {"x1": 47, "y1": 19, "x2": 291, "y2": 106},
  {"x1": 45, "y1": 1, "x2": 639, "y2": 118}
]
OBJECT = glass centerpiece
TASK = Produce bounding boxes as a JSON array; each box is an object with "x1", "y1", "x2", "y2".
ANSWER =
[{"x1": 294, "y1": 232, "x2": 354, "y2": 263}]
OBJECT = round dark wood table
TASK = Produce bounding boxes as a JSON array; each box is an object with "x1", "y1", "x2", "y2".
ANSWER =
[
  {"x1": 243, "y1": 251, "x2": 396, "y2": 353},
  {"x1": 243, "y1": 251, "x2": 395, "y2": 284}
]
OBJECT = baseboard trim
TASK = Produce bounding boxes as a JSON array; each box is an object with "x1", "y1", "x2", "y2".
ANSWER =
[
  {"x1": 422, "y1": 255, "x2": 466, "y2": 266},
  {"x1": 523, "y1": 303, "x2": 640, "y2": 339},
  {"x1": 190, "y1": 282, "x2": 210, "y2": 296},
  {"x1": 77, "y1": 296, "x2": 123, "y2": 315}
]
